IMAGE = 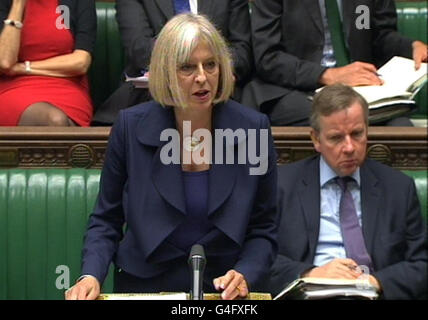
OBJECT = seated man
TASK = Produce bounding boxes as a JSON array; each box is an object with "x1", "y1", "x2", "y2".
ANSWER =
[
  {"x1": 92, "y1": 0, "x2": 253, "y2": 125},
  {"x1": 269, "y1": 84, "x2": 427, "y2": 299},
  {"x1": 247, "y1": 0, "x2": 428, "y2": 126}
]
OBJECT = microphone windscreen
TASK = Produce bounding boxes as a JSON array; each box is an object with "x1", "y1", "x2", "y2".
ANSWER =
[{"x1": 189, "y1": 244, "x2": 205, "y2": 263}]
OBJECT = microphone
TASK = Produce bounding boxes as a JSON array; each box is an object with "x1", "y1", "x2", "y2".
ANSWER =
[{"x1": 188, "y1": 244, "x2": 206, "y2": 300}]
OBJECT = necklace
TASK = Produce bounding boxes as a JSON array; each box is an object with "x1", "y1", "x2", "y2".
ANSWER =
[{"x1": 183, "y1": 136, "x2": 202, "y2": 152}]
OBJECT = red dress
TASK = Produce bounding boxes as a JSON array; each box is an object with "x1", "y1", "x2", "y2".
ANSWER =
[{"x1": 0, "y1": 0, "x2": 93, "y2": 126}]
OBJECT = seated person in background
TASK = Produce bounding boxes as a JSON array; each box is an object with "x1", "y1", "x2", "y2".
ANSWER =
[
  {"x1": 92, "y1": 0, "x2": 253, "y2": 125},
  {"x1": 65, "y1": 13, "x2": 278, "y2": 300},
  {"x1": 0, "y1": 0, "x2": 96, "y2": 126},
  {"x1": 246, "y1": 0, "x2": 428, "y2": 126},
  {"x1": 268, "y1": 84, "x2": 427, "y2": 299}
]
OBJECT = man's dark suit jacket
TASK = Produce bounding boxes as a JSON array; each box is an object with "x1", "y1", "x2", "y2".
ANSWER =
[
  {"x1": 246, "y1": 0, "x2": 415, "y2": 121},
  {"x1": 93, "y1": 0, "x2": 253, "y2": 124},
  {"x1": 83, "y1": 100, "x2": 278, "y2": 292},
  {"x1": 117, "y1": 0, "x2": 252, "y2": 82},
  {"x1": 269, "y1": 155, "x2": 427, "y2": 299}
]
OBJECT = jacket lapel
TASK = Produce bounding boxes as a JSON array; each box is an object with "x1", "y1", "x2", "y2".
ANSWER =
[
  {"x1": 137, "y1": 104, "x2": 187, "y2": 215},
  {"x1": 156, "y1": 0, "x2": 175, "y2": 20},
  {"x1": 136, "y1": 102, "x2": 242, "y2": 217},
  {"x1": 359, "y1": 160, "x2": 381, "y2": 260},
  {"x1": 299, "y1": 156, "x2": 321, "y2": 259},
  {"x1": 303, "y1": 0, "x2": 323, "y2": 35},
  {"x1": 207, "y1": 103, "x2": 239, "y2": 217}
]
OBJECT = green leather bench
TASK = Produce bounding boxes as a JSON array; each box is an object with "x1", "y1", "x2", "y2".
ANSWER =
[
  {"x1": 0, "y1": 169, "x2": 113, "y2": 300},
  {"x1": 89, "y1": 2, "x2": 125, "y2": 110},
  {"x1": 0, "y1": 167, "x2": 426, "y2": 299},
  {"x1": 89, "y1": 1, "x2": 428, "y2": 117},
  {"x1": 396, "y1": 1, "x2": 427, "y2": 118}
]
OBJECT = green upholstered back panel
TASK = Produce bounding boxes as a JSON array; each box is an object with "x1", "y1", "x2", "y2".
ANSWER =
[
  {"x1": 402, "y1": 170, "x2": 427, "y2": 222},
  {"x1": 0, "y1": 168, "x2": 425, "y2": 299},
  {"x1": 88, "y1": 2, "x2": 125, "y2": 110},
  {"x1": 0, "y1": 169, "x2": 113, "y2": 300},
  {"x1": 396, "y1": 2, "x2": 427, "y2": 117}
]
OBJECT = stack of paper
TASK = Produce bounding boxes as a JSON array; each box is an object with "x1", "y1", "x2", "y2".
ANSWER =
[{"x1": 274, "y1": 277, "x2": 379, "y2": 300}]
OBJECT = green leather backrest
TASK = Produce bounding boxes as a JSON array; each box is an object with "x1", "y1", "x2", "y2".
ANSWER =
[
  {"x1": 88, "y1": 2, "x2": 125, "y2": 110},
  {"x1": 396, "y1": 1, "x2": 427, "y2": 117},
  {"x1": 0, "y1": 168, "x2": 425, "y2": 299},
  {"x1": 402, "y1": 170, "x2": 427, "y2": 222},
  {"x1": 0, "y1": 169, "x2": 113, "y2": 300}
]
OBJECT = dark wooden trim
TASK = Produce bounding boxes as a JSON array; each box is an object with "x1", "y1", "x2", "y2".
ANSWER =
[
  {"x1": 272, "y1": 127, "x2": 428, "y2": 170},
  {"x1": 0, "y1": 126, "x2": 426, "y2": 170}
]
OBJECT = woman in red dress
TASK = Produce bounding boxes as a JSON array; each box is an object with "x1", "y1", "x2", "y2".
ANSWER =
[{"x1": 0, "y1": 0, "x2": 96, "y2": 126}]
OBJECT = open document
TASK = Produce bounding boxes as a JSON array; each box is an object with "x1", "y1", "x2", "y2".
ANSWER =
[{"x1": 274, "y1": 277, "x2": 379, "y2": 300}]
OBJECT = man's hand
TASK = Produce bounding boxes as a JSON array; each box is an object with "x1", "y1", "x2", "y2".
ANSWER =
[
  {"x1": 213, "y1": 270, "x2": 249, "y2": 300},
  {"x1": 412, "y1": 40, "x2": 428, "y2": 70},
  {"x1": 304, "y1": 258, "x2": 362, "y2": 279},
  {"x1": 65, "y1": 276, "x2": 100, "y2": 300},
  {"x1": 319, "y1": 61, "x2": 383, "y2": 87}
]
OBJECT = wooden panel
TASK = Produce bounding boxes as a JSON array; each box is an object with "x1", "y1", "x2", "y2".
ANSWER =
[
  {"x1": 0, "y1": 126, "x2": 426, "y2": 170},
  {"x1": 272, "y1": 127, "x2": 428, "y2": 170}
]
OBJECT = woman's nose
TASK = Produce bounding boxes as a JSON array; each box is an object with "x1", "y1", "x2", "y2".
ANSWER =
[{"x1": 194, "y1": 64, "x2": 207, "y2": 83}]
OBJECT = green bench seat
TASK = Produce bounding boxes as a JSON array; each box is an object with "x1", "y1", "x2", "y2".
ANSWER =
[
  {"x1": 0, "y1": 167, "x2": 426, "y2": 299},
  {"x1": 0, "y1": 169, "x2": 113, "y2": 300},
  {"x1": 396, "y1": 1, "x2": 428, "y2": 118},
  {"x1": 89, "y1": 2, "x2": 125, "y2": 110}
]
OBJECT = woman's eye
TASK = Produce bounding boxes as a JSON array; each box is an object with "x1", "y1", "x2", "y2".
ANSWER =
[
  {"x1": 179, "y1": 64, "x2": 195, "y2": 74},
  {"x1": 204, "y1": 61, "x2": 217, "y2": 71}
]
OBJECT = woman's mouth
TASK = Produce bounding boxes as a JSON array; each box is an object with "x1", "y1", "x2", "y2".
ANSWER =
[{"x1": 193, "y1": 90, "x2": 210, "y2": 101}]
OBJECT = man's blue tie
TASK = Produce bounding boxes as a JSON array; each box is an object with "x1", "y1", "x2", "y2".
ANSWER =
[
  {"x1": 336, "y1": 177, "x2": 373, "y2": 271},
  {"x1": 174, "y1": 0, "x2": 191, "y2": 14}
]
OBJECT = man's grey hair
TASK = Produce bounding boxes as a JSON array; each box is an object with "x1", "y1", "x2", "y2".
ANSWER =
[{"x1": 310, "y1": 84, "x2": 369, "y2": 132}]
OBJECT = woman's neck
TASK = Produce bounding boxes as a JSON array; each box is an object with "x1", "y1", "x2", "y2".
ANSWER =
[
  {"x1": 174, "y1": 106, "x2": 213, "y2": 134},
  {"x1": 174, "y1": 106, "x2": 213, "y2": 172}
]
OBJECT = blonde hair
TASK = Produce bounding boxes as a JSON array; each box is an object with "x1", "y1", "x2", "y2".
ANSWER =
[{"x1": 149, "y1": 13, "x2": 235, "y2": 108}]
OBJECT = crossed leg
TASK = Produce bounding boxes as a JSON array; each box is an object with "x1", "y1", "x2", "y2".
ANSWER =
[{"x1": 18, "y1": 102, "x2": 76, "y2": 126}]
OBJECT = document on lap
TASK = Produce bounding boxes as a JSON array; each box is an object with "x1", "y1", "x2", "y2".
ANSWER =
[
  {"x1": 273, "y1": 277, "x2": 379, "y2": 300},
  {"x1": 352, "y1": 56, "x2": 427, "y2": 108},
  {"x1": 316, "y1": 56, "x2": 427, "y2": 123}
]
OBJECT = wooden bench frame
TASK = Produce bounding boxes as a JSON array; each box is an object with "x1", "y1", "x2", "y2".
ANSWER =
[{"x1": 0, "y1": 126, "x2": 426, "y2": 170}]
